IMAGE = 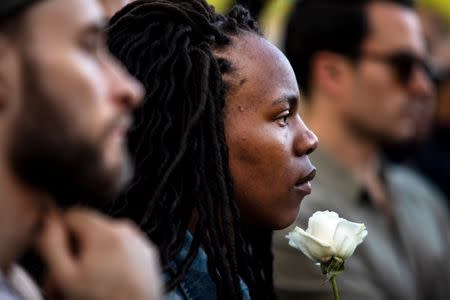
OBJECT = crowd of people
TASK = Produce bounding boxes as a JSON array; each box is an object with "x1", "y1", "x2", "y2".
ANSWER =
[{"x1": 0, "y1": 0, "x2": 448, "y2": 300}]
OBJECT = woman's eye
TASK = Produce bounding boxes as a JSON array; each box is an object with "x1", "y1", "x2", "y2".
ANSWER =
[{"x1": 276, "y1": 111, "x2": 290, "y2": 127}]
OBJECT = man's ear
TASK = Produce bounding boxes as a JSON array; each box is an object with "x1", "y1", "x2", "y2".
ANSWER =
[
  {"x1": 311, "y1": 52, "x2": 352, "y2": 99},
  {"x1": 0, "y1": 34, "x2": 20, "y2": 112}
]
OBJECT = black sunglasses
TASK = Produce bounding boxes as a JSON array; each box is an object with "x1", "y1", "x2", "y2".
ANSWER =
[
  {"x1": 435, "y1": 69, "x2": 450, "y2": 86},
  {"x1": 360, "y1": 51, "x2": 435, "y2": 85}
]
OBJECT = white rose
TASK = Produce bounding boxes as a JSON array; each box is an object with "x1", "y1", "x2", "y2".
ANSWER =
[{"x1": 286, "y1": 211, "x2": 368, "y2": 263}]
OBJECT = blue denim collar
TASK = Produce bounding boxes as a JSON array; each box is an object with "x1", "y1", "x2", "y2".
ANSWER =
[{"x1": 165, "y1": 232, "x2": 251, "y2": 300}]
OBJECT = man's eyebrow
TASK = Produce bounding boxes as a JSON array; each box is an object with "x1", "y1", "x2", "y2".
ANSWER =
[{"x1": 272, "y1": 95, "x2": 298, "y2": 106}]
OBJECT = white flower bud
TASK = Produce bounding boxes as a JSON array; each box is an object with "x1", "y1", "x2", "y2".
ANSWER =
[{"x1": 286, "y1": 211, "x2": 368, "y2": 263}]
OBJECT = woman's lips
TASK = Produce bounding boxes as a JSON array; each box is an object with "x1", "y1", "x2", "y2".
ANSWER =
[
  {"x1": 294, "y1": 169, "x2": 316, "y2": 195},
  {"x1": 294, "y1": 181, "x2": 312, "y2": 195}
]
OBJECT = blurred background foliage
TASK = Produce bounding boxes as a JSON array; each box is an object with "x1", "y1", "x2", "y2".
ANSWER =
[
  {"x1": 420, "y1": 0, "x2": 450, "y2": 26},
  {"x1": 206, "y1": 0, "x2": 450, "y2": 27},
  {"x1": 207, "y1": 0, "x2": 450, "y2": 48}
]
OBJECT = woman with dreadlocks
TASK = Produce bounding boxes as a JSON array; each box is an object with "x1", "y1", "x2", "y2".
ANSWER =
[{"x1": 107, "y1": 0, "x2": 318, "y2": 299}]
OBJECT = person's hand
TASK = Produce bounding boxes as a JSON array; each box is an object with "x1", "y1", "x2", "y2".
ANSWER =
[
  {"x1": 100, "y1": 0, "x2": 134, "y2": 18},
  {"x1": 35, "y1": 209, "x2": 162, "y2": 300}
]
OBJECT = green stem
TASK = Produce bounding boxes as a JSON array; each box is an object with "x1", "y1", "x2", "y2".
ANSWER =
[{"x1": 330, "y1": 275, "x2": 340, "y2": 300}]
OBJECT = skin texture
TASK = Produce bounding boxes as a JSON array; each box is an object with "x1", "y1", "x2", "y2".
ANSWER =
[
  {"x1": 0, "y1": 0, "x2": 161, "y2": 299},
  {"x1": 100, "y1": 0, "x2": 135, "y2": 17},
  {"x1": 338, "y1": 2, "x2": 434, "y2": 144},
  {"x1": 220, "y1": 33, "x2": 318, "y2": 230},
  {"x1": 4, "y1": 0, "x2": 143, "y2": 207},
  {"x1": 36, "y1": 209, "x2": 162, "y2": 300}
]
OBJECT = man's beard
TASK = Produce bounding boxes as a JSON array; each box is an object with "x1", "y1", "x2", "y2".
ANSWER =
[
  {"x1": 7, "y1": 60, "x2": 133, "y2": 211},
  {"x1": 345, "y1": 114, "x2": 414, "y2": 147}
]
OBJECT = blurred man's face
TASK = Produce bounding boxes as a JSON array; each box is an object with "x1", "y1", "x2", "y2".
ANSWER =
[
  {"x1": 3, "y1": 0, "x2": 142, "y2": 208},
  {"x1": 433, "y1": 38, "x2": 450, "y2": 127},
  {"x1": 341, "y1": 2, "x2": 434, "y2": 144},
  {"x1": 99, "y1": 0, "x2": 134, "y2": 18}
]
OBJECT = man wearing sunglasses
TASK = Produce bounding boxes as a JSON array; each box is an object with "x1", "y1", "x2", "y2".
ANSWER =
[
  {"x1": 0, "y1": 0, "x2": 162, "y2": 299},
  {"x1": 273, "y1": 0, "x2": 450, "y2": 300},
  {"x1": 409, "y1": 36, "x2": 450, "y2": 208}
]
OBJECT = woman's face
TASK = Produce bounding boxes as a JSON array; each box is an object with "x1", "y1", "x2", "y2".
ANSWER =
[{"x1": 220, "y1": 33, "x2": 318, "y2": 230}]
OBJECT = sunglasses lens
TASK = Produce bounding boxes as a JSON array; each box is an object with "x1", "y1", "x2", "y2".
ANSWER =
[
  {"x1": 390, "y1": 53, "x2": 414, "y2": 84},
  {"x1": 362, "y1": 51, "x2": 434, "y2": 85},
  {"x1": 421, "y1": 62, "x2": 438, "y2": 83},
  {"x1": 437, "y1": 70, "x2": 450, "y2": 84}
]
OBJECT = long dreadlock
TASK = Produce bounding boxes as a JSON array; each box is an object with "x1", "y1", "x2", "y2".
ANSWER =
[{"x1": 107, "y1": 1, "x2": 274, "y2": 299}]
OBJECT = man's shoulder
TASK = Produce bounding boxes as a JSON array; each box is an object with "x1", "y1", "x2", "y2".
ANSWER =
[
  {"x1": 0, "y1": 272, "x2": 19, "y2": 300},
  {"x1": 388, "y1": 164, "x2": 441, "y2": 197},
  {"x1": 0, "y1": 266, "x2": 42, "y2": 300},
  {"x1": 388, "y1": 163, "x2": 433, "y2": 186},
  {"x1": 387, "y1": 164, "x2": 449, "y2": 212}
]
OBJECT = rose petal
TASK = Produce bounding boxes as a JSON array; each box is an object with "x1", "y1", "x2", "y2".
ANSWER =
[
  {"x1": 332, "y1": 220, "x2": 368, "y2": 259},
  {"x1": 307, "y1": 211, "x2": 342, "y2": 245},
  {"x1": 286, "y1": 226, "x2": 335, "y2": 262}
]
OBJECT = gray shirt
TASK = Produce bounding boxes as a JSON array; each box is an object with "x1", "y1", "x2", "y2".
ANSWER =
[
  {"x1": 0, "y1": 270, "x2": 23, "y2": 300},
  {"x1": 0, "y1": 267, "x2": 41, "y2": 300},
  {"x1": 273, "y1": 149, "x2": 450, "y2": 300}
]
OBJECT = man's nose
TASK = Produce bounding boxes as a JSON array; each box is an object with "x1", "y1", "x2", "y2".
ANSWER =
[
  {"x1": 408, "y1": 64, "x2": 436, "y2": 100},
  {"x1": 107, "y1": 58, "x2": 144, "y2": 110}
]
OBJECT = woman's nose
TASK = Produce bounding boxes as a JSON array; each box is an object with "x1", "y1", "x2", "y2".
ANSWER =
[{"x1": 294, "y1": 121, "x2": 319, "y2": 156}]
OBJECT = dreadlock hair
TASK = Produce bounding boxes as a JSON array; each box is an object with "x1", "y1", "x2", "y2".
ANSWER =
[{"x1": 107, "y1": 1, "x2": 275, "y2": 299}]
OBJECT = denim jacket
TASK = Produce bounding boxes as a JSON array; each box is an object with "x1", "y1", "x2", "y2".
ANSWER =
[{"x1": 165, "y1": 233, "x2": 251, "y2": 300}]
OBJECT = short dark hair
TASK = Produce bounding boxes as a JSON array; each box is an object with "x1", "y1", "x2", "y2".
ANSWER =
[
  {"x1": 0, "y1": 0, "x2": 42, "y2": 34},
  {"x1": 0, "y1": 8, "x2": 25, "y2": 38},
  {"x1": 285, "y1": 0, "x2": 415, "y2": 97}
]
